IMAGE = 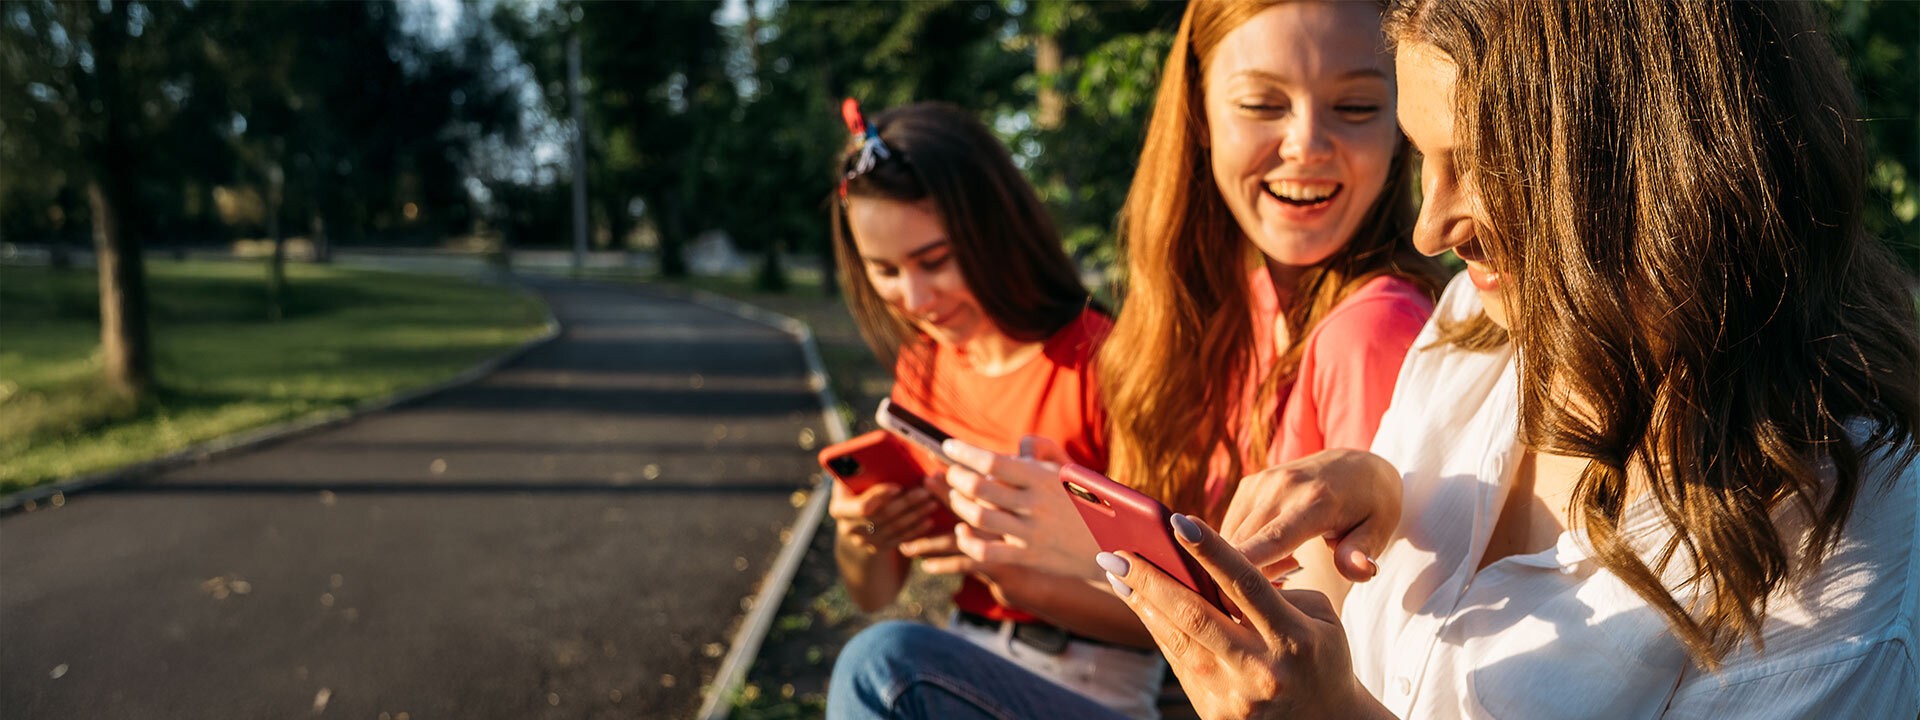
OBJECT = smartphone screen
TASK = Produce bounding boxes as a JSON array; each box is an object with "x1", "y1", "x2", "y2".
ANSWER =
[{"x1": 875, "y1": 398, "x2": 954, "y2": 464}]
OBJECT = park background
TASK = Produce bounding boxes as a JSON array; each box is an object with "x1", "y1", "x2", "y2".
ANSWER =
[{"x1": 1, "y1": 1, "x2": 1915, "y2": 718}]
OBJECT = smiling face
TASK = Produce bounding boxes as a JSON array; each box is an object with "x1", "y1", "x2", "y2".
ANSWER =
[
  {"x1": 1395, "y1": 41, "x2": 1509, "y2": 328},
  {"x1": 1202, "y1": 1, "x2": 1401, "y2": 273},
  {"x1": 844, "y1": 195, "x2": 991, "y2": 348}
]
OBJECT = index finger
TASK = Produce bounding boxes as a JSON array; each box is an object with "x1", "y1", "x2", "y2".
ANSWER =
[
  {"x1": 940, "y1": 439, "x2": 1043, "y2": 491},
  {"x1": 1172, "y1": 513, "x2": 1306, "y2": 642}
]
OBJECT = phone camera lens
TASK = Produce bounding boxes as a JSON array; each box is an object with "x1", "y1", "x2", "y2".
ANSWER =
[{"x1": 827, "y1": 456, "x2": 861, "y2": 477}]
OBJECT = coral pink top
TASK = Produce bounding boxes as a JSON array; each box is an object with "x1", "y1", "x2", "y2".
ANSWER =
[{"x1": 1207, "y1": 269, "x2": 1434, "y2": 508}]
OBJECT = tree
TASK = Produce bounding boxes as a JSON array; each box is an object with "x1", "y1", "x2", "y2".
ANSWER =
[{"x1": 2, "y1": 1, "x2": 220, "y2": 398}]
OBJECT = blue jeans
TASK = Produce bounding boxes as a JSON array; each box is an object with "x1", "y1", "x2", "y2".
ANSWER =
[{"x1": 827, "y1": 621, "x2": 1132, "y2": 720}]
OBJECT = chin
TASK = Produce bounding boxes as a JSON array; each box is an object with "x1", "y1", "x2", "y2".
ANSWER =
[{"x1": 1479, "y1": 290, "x2": 1511, "y2": 330}]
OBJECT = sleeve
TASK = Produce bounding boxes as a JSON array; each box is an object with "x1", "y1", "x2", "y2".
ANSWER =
[
  {"x1": 1659, "y1": 640, "x2": 1918, "y2": 719},
  {"x1": 1276, "y1": 292, "x2": 1431, "y2": 462}
]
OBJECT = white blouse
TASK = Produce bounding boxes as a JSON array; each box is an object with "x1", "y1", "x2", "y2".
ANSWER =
[{"x1": 1343, "y1": 273, "x2": 1920, "y2": 719}]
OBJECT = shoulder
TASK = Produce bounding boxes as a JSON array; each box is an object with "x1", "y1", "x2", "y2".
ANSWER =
[
  {"x1": 890, "y1": 339, "x2": 940, "y2": 388},
  {"x1": 1306, "y1": 276, "x2": 1436, "y2": 357},
  {"x1": 1041, "y1": 307, "x2": 1112, "y2": 369}
]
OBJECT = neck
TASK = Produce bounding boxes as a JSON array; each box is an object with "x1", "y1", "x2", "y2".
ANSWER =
[
  {"x1": 959, "y1": 328, "x2": 1045, "y2": 377},
  {"x1": 1264, "y1": 258, "x2": 1305, "y2": 310}
]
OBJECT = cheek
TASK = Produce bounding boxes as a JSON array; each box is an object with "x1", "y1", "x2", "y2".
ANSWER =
[
  {"x1": 1339, "y1": 123, "x2": 1399, "y2": 188},
  {"x1": 865, "y1": 268, "x2": 902, "y2": 304}
]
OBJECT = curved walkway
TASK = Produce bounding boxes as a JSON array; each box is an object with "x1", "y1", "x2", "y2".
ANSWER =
[{"x1": 1, "y1": 277, "x2": 825, "y2": 719}]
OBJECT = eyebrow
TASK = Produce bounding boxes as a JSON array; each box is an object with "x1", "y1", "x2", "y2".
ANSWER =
[
  {"x1": 864, "y1": 239, "x2": 950, "y2": 263},
  {"x1": 1232, "y1": 68, "x2": 1389, "y2": 84}
]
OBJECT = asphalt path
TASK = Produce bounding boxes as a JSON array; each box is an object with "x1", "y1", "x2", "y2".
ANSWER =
[{"x1": 1, "y1": 277, "x2": 825, "y2": 719}]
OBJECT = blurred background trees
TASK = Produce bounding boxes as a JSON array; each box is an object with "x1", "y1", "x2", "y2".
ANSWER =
[{"x1": 1, "y1": 0, "x2": 1914, "y2": 396}]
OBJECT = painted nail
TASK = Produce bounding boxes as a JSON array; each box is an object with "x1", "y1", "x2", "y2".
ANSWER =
[
  {"x1": 1171, "y1": 514, "x2": 1202, "y2": 544},
  {"x1": 1106, "y1": 572, "x2": 1133, "y2": 599},
  {"x1": 1095, "y1": 551, "x2": 1130, "y2": 578}
]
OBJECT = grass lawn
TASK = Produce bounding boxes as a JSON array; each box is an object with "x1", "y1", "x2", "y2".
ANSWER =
[{"x1": 0, "y1": 259, "x2": 550, "y2": 492}]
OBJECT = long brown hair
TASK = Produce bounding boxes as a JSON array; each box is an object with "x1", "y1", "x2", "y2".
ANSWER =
[
  {"x1": 829, "y1": 102, "x2": 1092, "y2": 372},
  {"x1": 1102, "y1": 0, "x2": 1445, "y2": 519},
  {"x1": 1388, "y1": 0, "x2": 1920, "y2": 665}
]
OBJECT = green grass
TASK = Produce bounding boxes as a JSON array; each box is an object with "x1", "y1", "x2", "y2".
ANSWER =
[{"x1": 0, "y1": 259, "x2": 550, "y2": 491}]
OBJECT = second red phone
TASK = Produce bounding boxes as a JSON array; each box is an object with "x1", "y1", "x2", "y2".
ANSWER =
[
  {"x1": 817, "y1": 430, "x2": 928, "y2": 494},
  {"x1": 1060, "y1": 463, "x2": 1227, "y2": 612}
]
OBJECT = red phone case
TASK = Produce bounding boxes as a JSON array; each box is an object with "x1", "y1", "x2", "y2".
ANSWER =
[
  {"x1": 817, "y1": 430, "x2": 928, "y2": 493},
  {"x1": 1060, "y1": 463, "x2": 1226, "y2": 612}
]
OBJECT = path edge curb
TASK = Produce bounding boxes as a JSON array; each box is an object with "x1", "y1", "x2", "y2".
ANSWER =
[
  {"x1": 0, "y1": 280, "x2": 563, "y2": 516},
  {"x1": 685, "y1": 289, "x2": 849, "y2": 720}
]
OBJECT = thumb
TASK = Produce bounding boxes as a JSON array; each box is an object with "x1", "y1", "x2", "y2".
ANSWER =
[
  {"x1": 1329, "y1": 513, "x2": 1392, "y2": 582},
  {"x1": 1018, "y1": 434, "x2": 1071, "y2": 466}
]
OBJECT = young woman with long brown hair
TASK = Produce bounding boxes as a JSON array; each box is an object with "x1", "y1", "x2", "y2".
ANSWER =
[
  {"x1": 1100, "y1": 1, "x2": 1920, "y2": 717},
  {"x1": 822, "y1": 100, "x2": 1167, "y2": 718}
]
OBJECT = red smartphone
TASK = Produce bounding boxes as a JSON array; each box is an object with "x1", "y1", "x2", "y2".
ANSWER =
[
  {"x1": 817, "y1": 430, "x2": 928, "y2": 494},
  {"x1": 1060, "y1": 464, "x2": 1227, "y2": 612},
  {"x1": 875, "y1": 398, "x2": 954, "y2": 465}
]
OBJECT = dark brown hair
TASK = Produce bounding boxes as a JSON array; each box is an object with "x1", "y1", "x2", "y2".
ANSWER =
[
  {"x1": 1102, "y1": 0, "x2": 1446, "y2": 518},
  {"x1": 829, "y1": 102, "x2": 1092, "y2": 371},
  {"x1": 1388, "y1": 0, "x2": 1920, "y2": 665}
]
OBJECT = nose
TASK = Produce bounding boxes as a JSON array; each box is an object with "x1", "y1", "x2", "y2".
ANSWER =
[
  {"x1": 1279, "y1": 107, "x2": 1334, "y2": 166},
  {"x1": 897, "y1": 269, "x2": 935, "y2": 315},
  {"x1": 1412, "y1": 170, "x2": 1477, "y2": 257}
]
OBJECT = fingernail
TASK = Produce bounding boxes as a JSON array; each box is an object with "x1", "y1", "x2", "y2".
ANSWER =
[
  {"x1": 1366, "y1": 554, "x2": 1380, "y2": 577},
  {"x1": 1018, "y1": 436, "x2": 1037, "y2": 459},
  {"x1": 1095, "y1": 551, "x2": 1130, "y2": 578},
  {"x1": 1171, "y1": 514, "x2": 1202, "y2": 544},
  {"x1": 1106, "y1": 572, "x2": 1133, "y2": 599},
  {"x1": 1271, "y1": 566, "x2": 1304, "y2": 587}
]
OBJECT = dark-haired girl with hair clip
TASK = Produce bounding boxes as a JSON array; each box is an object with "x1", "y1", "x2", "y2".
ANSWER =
[{"x1": 822, "y1": 100, "x2": 1168, "y2": 718}]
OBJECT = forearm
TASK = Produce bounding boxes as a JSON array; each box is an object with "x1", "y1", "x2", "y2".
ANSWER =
[
  {"x1": 1286, "y1": 542, "x2": 1352, "y2": 615},
  {"x1": 835, "y1": 526, "x2": 910, "y2": 612}
]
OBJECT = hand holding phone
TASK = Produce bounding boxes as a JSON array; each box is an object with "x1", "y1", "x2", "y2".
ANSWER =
[
  {"x1": 875, "y1": 398, "x2": 954, "y2": 465},
  {"x1": 1060, "y1": 463, "x2": 1227, "y2": 612}
]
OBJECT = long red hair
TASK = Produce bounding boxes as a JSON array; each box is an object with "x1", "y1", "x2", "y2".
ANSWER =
[{"x1": 1101, "y1": 0, "x2": 1444, "y2": 518}]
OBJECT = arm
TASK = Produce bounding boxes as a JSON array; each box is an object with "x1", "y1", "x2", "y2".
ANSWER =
[
  {"x1": 1269, "y1": 295, "x2": 1428, "y2": 609},
  {"x1": 830, "y1": 479, "x2": 944, "y2": 612},
  {"x1": 907, "y1": 528, "x2": 1153, "y2": 647}
]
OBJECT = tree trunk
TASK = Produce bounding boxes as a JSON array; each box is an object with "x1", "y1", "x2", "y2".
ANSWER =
[
  {"x1": 1035, "y1": 30, "x2": 1064, "y2": 130},
  {"x1": 267, "y1": 162, "x2": 286, "y2": 321},
  {"x1": 310, "y1": 212, "x2": 331, "y2": 264},
  {"x1": 755, "y1": 237, "x2": 788, "y2": 292},
  {"x1": 658, "y1": 190, "x2": 688, "y2": 278},
  {"x1": 85, "y1": 1, "x2": 154, "y2": 400},
  {"x1": 90, "y1": 178, "x2": 155, "y2": 400}
]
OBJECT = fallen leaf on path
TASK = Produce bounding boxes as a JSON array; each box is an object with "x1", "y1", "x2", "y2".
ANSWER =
[
  {"x1": 312, "y1": 688, "x2": 331, "y2": 714},
  {"x1": 49, "y1": 664, "x2": 67, "y2": 679}
]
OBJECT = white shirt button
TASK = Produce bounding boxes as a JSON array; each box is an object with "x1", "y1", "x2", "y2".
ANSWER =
[{"x1": 1395, "y1": 677, "x2": 1412, "y2": 696}]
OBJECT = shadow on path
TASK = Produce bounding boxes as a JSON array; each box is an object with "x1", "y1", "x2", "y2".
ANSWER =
[{"x1": 2, "y1": 278, "x2": 825, "y2": 720}]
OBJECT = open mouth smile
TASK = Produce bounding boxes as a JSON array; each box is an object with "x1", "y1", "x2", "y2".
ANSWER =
[{"x1": 1265, "y1": 180, "x2": 1343, "y2": 209}]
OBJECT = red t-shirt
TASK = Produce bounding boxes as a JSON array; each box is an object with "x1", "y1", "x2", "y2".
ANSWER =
[{"x1": 890, "y1": 307, "x2": 1112, "y2": 622}]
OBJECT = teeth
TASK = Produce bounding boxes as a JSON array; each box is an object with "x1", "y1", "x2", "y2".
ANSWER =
[{"x1": 1267, "y1": 180, "x2": 1339, "y2": 203}]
